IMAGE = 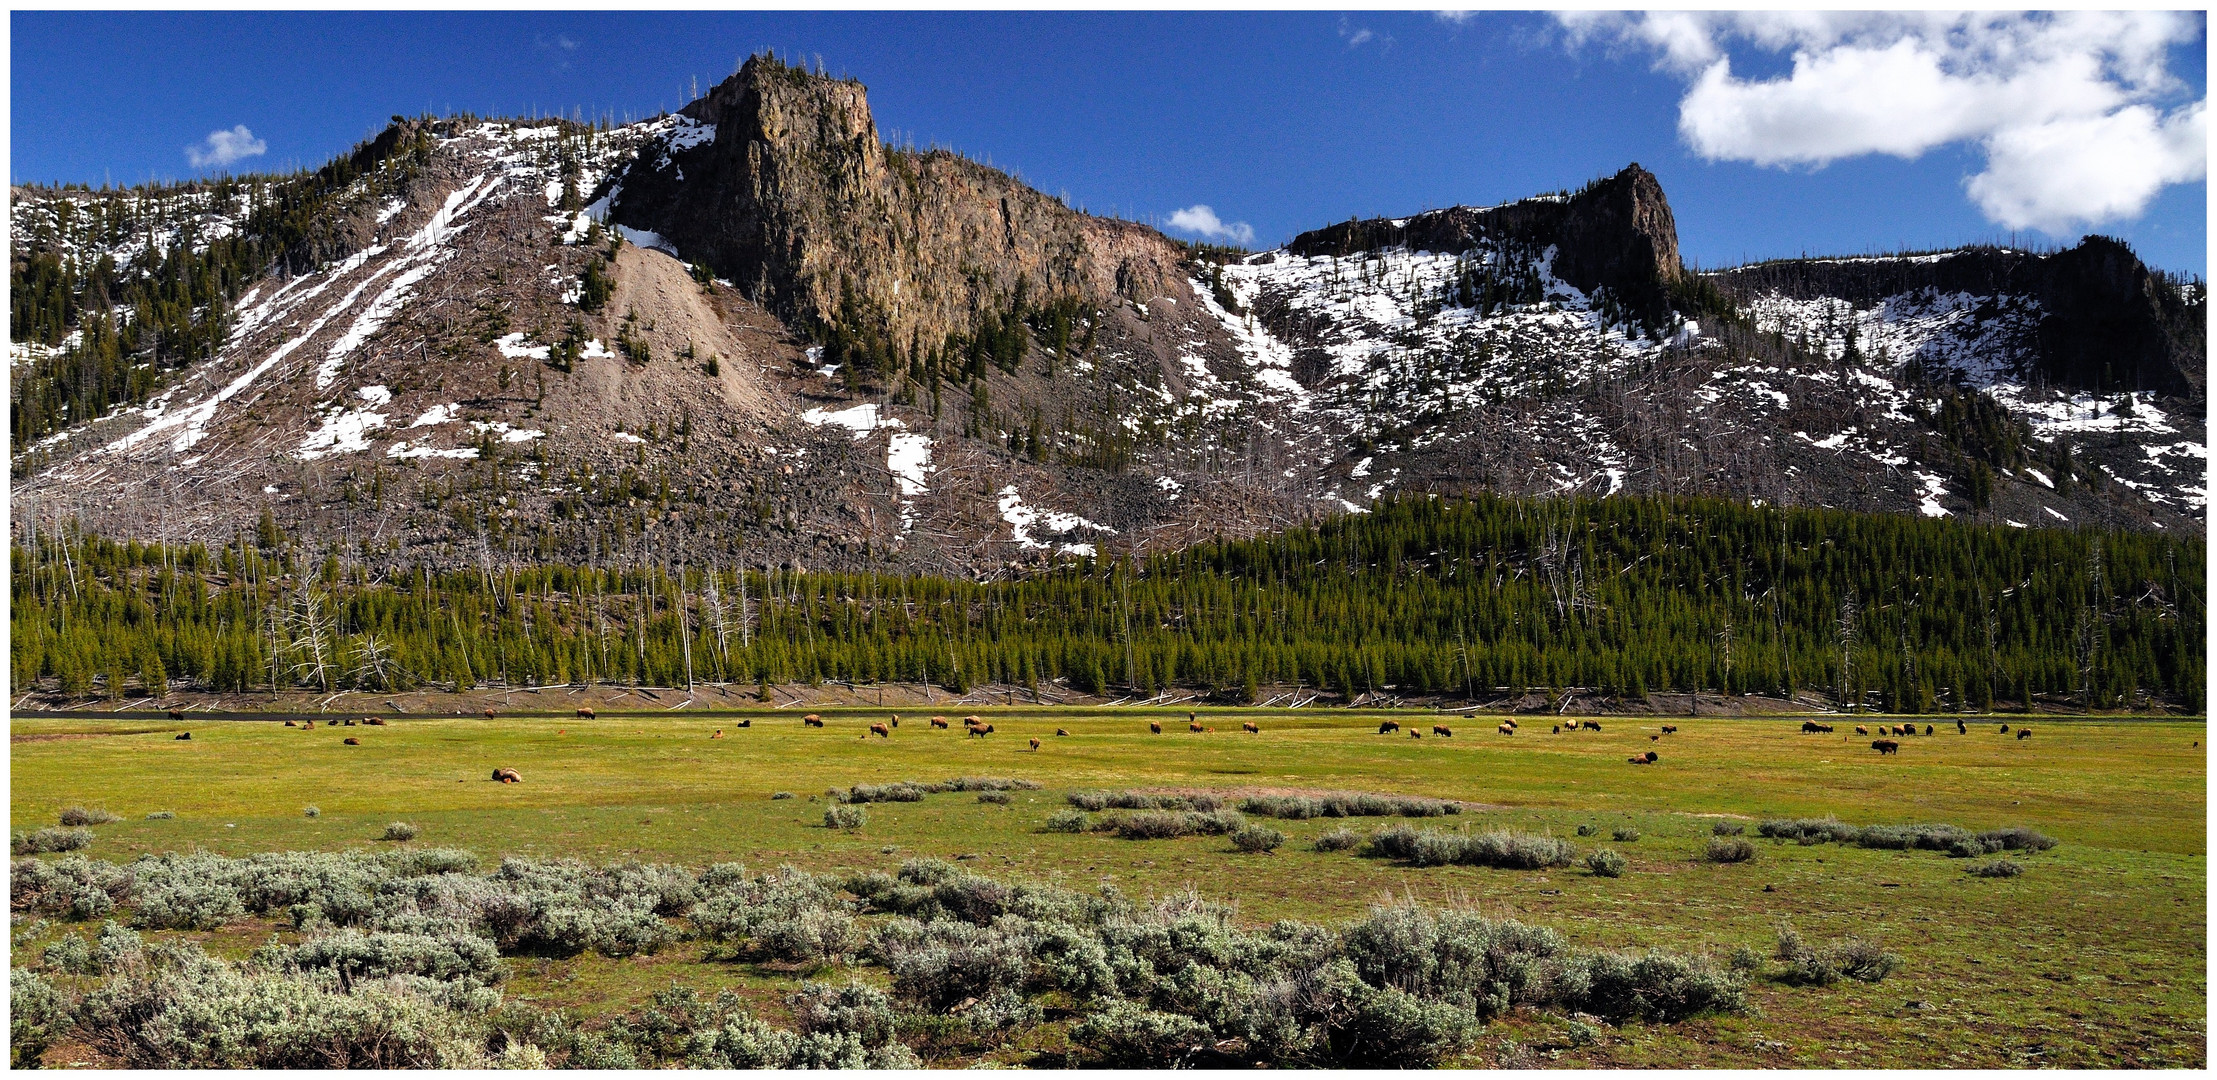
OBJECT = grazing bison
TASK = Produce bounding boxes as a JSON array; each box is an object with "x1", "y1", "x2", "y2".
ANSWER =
[
  {"x1": 803, "y1": 714, "x2": 824, "y2": 728},
  {"x1": 1855, "y1": 725, "x2": 1870, "y2": 736},
  {"x1": 869, "y1": 723, "x2": 890, "y2": 738},
  {"x1": 491, "y1": 768, "x2": 521, "y2": 783},
  {"x1": 2017, "y1": 728, "x2": 2032, "y2": 740},
  {"x1": 1378, "y1": 721, "x2": 1401, "y2": 734},
  {"x1": 1409, "y1": 729, "x2": 1423, "y2": 739},
  {"x1": 1925, "y1": 725, "x2": 1934, "y2": 736},
  {"x1": 1242, "y1": 721, "x2": 1260, "y2": 734},
  {"x1": 711, "y1": 729, "x2": 724, "y2": 739},
  {"x1": 577, "y1": 708, "x2": 595, "y2": 720},
  {"x1": 1872, "y1": 739, "x2": 1899, "y2": 755},
  {"x1": 1650, "y1": 734, "x2": 1661, "y2": 742},
  {"x1": 1188, "y1": 723, "x2": 1208, "y2": 733},
  {"x1": 1552, "y1": 725, "x2": 1561, "y2": 734},
  {"x1": 1502, "y1": 718, "x2": 1518, "y2": 729},
  {"x1": 1628, "y1": 752, "x2": 1659, "y2": 764},
  {"x1": 930, "y1": 716, "x2": 950, "y2": 729},
  {"x1": 1800, "y1": 721, "x2": 1827, "y2": 733},
  {"x1": 1056, "y1": 728, "x2": 1070, "y2": 737},
  {"x1": 1028, "y1": 738, "x2": 1041, "y2": 751},
  {"x1": 343, "y1": 737, "x2": 360, "y2": 745},
  {"x1": 1149, "y1": 720, "x2": 1163, "y2": 734},
  {"x1": 484, "y1": 709, "x2": 497, "y2": 720},
  {"x1": 737, "y1": 719, "x2": 751, "y2": 728},
  {"x1": 167, "y1": 709, "x2": 184, "y2": 720},
  {"x1": 1661, "y1": 725, "x2": 1678, "y2": 734},
  {"x1": 1499, "y1": 724, "x2": 1516, "y2": 736},
  {"x1": 1432, "y1": 725, "x2": 1453, "y2": 737},
  {"x1": 175, "y1": 732, "x2": 191, "y2": 740},
  {"x1": 1581, "y1": 720, "x2": 1602, "y2": 732},
  {"x1": 963, "y1": 716, "x2": 982, "y2": 727},
  {"x1": 1957, "y1": 720, "x2": 1967, "y2": 734},
  {"x1": 2000, "y1": 724, "x2": 2010, "y2": 733},
  {"x1": 967, "y1": 723, "x2": 995, "y2": 738}
]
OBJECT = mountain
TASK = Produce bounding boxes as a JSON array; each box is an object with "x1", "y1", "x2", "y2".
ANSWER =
[{"x1": 10, "y1": 55, "x2": 2205, "y2": 577}]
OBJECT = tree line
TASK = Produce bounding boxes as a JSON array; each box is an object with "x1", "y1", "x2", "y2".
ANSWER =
[{"x1": 10, "y1": 495, "x2": 2201, "y2": 713}]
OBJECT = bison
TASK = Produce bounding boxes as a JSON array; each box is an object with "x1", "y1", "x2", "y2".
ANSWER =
[
  {"x1": 577, "y1": 708, "x2": 596, "y2": 720},
  {"x1": 1650, "y1": 734, "x2": 1661, "y2": 742},
  {"x1": 1242, "y1": 721, "x2": 1260, "y2": 734},
  {"x1": 2016, "y1": 728, "x2": 2032, "y2": 740},
  {"x1": 869, "y1": 723, "x2": 890, "y2": 738},
  {"x1": 484, "y1": 709, "x2": 497, "y2": 720},
  {"x1": 968, "y1": 723, "x2": 995, "y2": 738},
  {"x1": 1503, "y1": 718, "x2": 1519, "y2": 728},
  {"x1": 711, "y1": 729, "x2": 724, "y2": 739},
  {"x1": 1409, "y1": 729, "x2": 1423, "y2": 738},
  {"x1": 803, "y1": 714, "x2": 824, "y2": 728},
  {"x1": 1552, "y1": 725, "x2": 1561, "y2": 734},
  {"x1": 1957, "y1": 720, "x2": 1967, "y2": 734},
  {"x1": 1149, "y1": 720, "x2": 1163, "y2": 734},
  {"x1": 167, "y1": 709, "x2": 184, "y2": 720},
  {"x1": 343, "y1": 737, "x2": 360, "y2": 745},
  {"x1": 285, "y1": 721, "x2": 297, "y2": 727},
  {"x1": 344, "y1": 719, "x2": 356, "y2": 727},
  {"x1": 1925, "y1": 725, "x2": 1935, "y2": 736},
  {"x1": 1628, "y1": 754, "x2": 1649, "y2": 764},
  {"x1": 1378, "y1": 720, "x2": 1401, "y2": 734},
  {"x1": 1872, "y1": 739, "x2": 1899, "y2": 755},
  {"x1": 491, "y1": 768, "x2": 521, "y2": 783},
  {"x1": 1499, "y1": 724, "x2": 1515, "y2": 736},
  {"x1": 1646, "y1": 750, "x2": 1659, "y2": 763},
  {"x1": 175, "y1": 732, "x2": 191, "y2": 740},
  {"x1": 2000, "y1": 724, "x2": 2010, "y2": 733},
  {"x1": 962, "y1": 716, "x2": 981, "y2": 727},
  {"x1": 1056, "y1": 728, "x2": 1070, "y2": 737},
  {"x1": 1189, "y1": 723, "x2": 1209, "y2": 733},
  {"x1": 1661, "y1": 725, "x2": 1678, "y2": 734},
  {"x1": 1581, "y1": 720, "x2": 1602, "y2": 732},
  {"x1": 1432, "y1": 725, "x2": 1453, "y2": 737},
  {"x1": 736, "y1": 719, "x2": 751, "y2": 728},
  {"x1": 1029, "y1": 738, "x2": 1041, "y2": 751},
  {"x1": 1856, "y1": 725, "x2": 1870, "y2": 736},
  {"x1": 1800, "y1": 720, "x2": 1827, "y2": 733},
  {"x1": 365, "y1": 717, "x2": 386, "y2": 726},
  {"x1": 930, "y1": 716, "x2": 950, "y2": 729}
]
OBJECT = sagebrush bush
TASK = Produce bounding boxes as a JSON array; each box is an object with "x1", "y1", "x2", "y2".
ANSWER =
[
  {"x1": 1230, "y1": 824, "x2": 1285, "y2": 853},
  {"x1": 11, "y1": 968, "x2": 68, "y2": 1068},
  {"x1": 1757, "y1": 817, "x2": 1857, "y2": 844},
  {"x1": 1829, "y1": 937, "x2": 1901, "y2": 982},
  {"x1": 1977, "y1": 827, "x2": 2057, "y2": 852},
  {"x1": 1705, "y1": 838, "x2": 1757, "y2": 863},
  {"x1": 13, "y1": 827, "x2": 94, "y2": 855},
  {"x1": 1366, "y1": 827, "x2": 1574, "y2": 869},
  {"x1": 1966, "y1": 858, "x2": 2025, "y2": 878},
  {"x1": 824, "y1": 805, "x2": 866, "y2": 830},
  {"x1": 1711, "y1": 822, "x2": 1745, "y2": 836},
  {"x1": 381, "y1": 822, "x2": 418, "y2": 842},
  {"x1": 1043, "y1": 809, "x2": 1089, "y2": 833},
  {"x1": 1575, "y1": 824, "x2": 1597, "y2": 837},
  {"x1": 1585, "y1": 849, "x2": 1628, "y2": 878},
  {"x1": 1775, "y1": 925, "x2": 1898, "y2": 985},
  {"x1": 771, "y1": 791, "x2": 794, "y2": 800},
  {"x1": 58, "y1": 807, "x2": 120, "y2": 826},
  {"x1": 1312, "y1": 827, "x2": 1362, "y2": 852},
  {"x1": 1611, "y1": 827, "x2": 1641, "y2": 843},
  {"x1": 1728, "y1": 945, "x2": 1764, "y2": 972},
  {"x1": 146, "y1": 811, "x2": 176, "y2": 820},
  {"x1": 1068, "y1": 790, "x2": 1226, "y2": 813},
  {"x1": 1238, "y1": 793, "x2": 1459, "y2": 820},
  {"x1": 1105, "y1": 808, "x2": 1244, "y2": 839},
  {"x1": 304, "y1": 806, "x2": 320, "y2": 818},
  {"x1": 976, "y1": 791, "x2": 1012, "y2": 805},
  {"x1": 42, "y1": 931, "x2": 94, "y2": 974},
  {"x1": 1070, "y1": 1000, "x2": 1214, "y2": 1067}
]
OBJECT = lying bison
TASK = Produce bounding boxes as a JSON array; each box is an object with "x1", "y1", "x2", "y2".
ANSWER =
[
  {"x1": 343, "y1": 737, "x2": 360, "y2": 746},
  {"x1": 491, "y1": 768, "x2": 521, "y2": 783}
]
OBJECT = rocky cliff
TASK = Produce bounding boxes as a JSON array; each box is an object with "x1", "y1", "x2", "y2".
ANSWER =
[{"x1": 608, "y1": 55, "x2": 1186, "y2": 369}]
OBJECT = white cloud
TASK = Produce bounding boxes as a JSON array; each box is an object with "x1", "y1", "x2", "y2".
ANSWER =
[
  {"x1": 185, "y1": 125, "x2": 268, "y2": 169},
  {"x1": 1167, "y1": 205, "x2": 1255, "y2": 245},
  {"x1": 1563, "y1": 11, "x2": 2208, "y2": 234}
]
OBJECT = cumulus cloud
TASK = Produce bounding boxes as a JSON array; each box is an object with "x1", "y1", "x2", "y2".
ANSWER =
[
  {"x1": 1167, "y1": 205, "x2": 1255, "y2": 245},
  {"x1": 184, "y1": 125, "x2": 267, "y2": 169},
  {"x1": 1561, "y1": 11, "x2": 2208, "y2": 234}
]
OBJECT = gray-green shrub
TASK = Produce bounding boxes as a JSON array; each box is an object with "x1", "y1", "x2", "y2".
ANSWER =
[
  {"x1": 1312, "y1": 827, "x2": 1361, "y2": 852},
  {"x1": 58, "y1": 807, "x2": 120, "y2": 826},
  {"x1": 824, "y1": 805, "x2": 866, "y2": 830},
  {"x1": 1231, "y1": 824, "x2": 1285, "y2": 853},
  {"x1": 13, "y1": 827, "x2": 93, "y2": 855},
  {"x1": 1611, "y1": 827, "x2": 1641, "y2": 843},
  {"x1": 1966, "y1": 858, "x2": 2025, "y2": 878},
  {"x1": 146, "y1": 811, "x2": 176, "y2": 820},
  {"x1": 1044, "y1": 809, "x2": 1089, "y2": 833},
  {"x1": 1585, "y1": 849, "x2": 1628, "y2": 877},
  {"x1": 381, "y1": 822, "x2": 418, "y2": 841},
  {"x1": 976, "y1": 791, "x2": 1012, "y2": 805},
  {"x1": 1238, "y1": 793, "x2": 1460, "y2": 819},
  {"x1": 1705, "y1": 838, "x2": 1757, "y2": 863},
  {"x1": 1711, "y1": 822, "x2": 1745, "y2": 836}
]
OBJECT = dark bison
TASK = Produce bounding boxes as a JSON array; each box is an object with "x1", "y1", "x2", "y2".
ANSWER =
[
  {"x1": 1925, "y1": 725, "x2": 1934, "y2": 736},
  {"x1": 1028, "y1": 738, "x2": 1041, "y2": 751},
  {"x1": 285, "y1": 721, "x2": 297, "y2": 728},
  {"x1": 1433, "y1": 725, "x2": 1453, "y2": 737},
  {"x1": 1056, "y1": 728, "x2": 1070, "y2": 737},
  {"x1": 1650, "y1": 734, "x2": 1661, "y2": 742},
  {"x1": 869, "y1": 723, "x2": 890, "y2": 739},
  {"x1": 1552, "y1": 725, "x2": 1561, "y2": 734},
  {"x1": 803, "y1": 714, "x2": 824, "y2": 728},
  {"x1": 736, "y1": 719, "x2": 751, "y2": 728},
  {"x1": 930, "y1": 716, "x2": 950, "y2": 729},
  {"x1": 1498, "y1": 724, "x2": 1515, "y2": 735},
  {"x1": 2016, "y1": 728, "x2": 2032, "y2": 740},
  {"x1": 1189, "y1": 722, "x2": 1207, "y2": 733},
  {"x1": 343, "y1": 737, "x2": 360, "y2": 745},
  {"x1": 577, "y1": 708, "x2": 596, "y2": 720},
  {"x1": 1379, "y1": 720, "x2": 1401, "y2": 734},
  {"x1": 483, "y1": 709, "x2": 497, "y2": 720},
  {"x1": 1646, "y1": 750, "x2": 1659, "y2": 763},
  {"x1": 1800, "y1": 720, "x2": 1830, "y2": 733},
  {"x1": 1872, "y1": 739, "x2": 1899, "y2": 755},
  {"x1": 1149, "y1": 720, "x2": 1163, "y2": 734},
  {"x1": 491, "y1": 768, "x2": 521, "y2": 783},
  {"x1": 344, "y1": 719, "x2": 356, "y2": 727},
  {"x1": 365, "y1": 717, "x2": 386, "y2": 726},
  {"x1": 1242, "y1": 721, "x2": 1260, "y2": 734},
  {"x1": 175, "y1": 732, "x2": 191, "y2": 740},
  {"x1": 1856, "y1": 725, "x2": 1870, "y2": 735},
  {"x1": 167, "y1": 710, "x2": 184, "y2": 720},
  {"x1": 1581, "y1": 720, "x2": 1602, "y2": 732},
  {"x1": 1661, "y1": 725, "x2": 1678, "y2": 734},
  {"x1": 1957, "y1": 720, "x2": 1967, "y2": 734},
  {"x1": 2000, "y1": 724, "x2": 2010, "y2": 733}
]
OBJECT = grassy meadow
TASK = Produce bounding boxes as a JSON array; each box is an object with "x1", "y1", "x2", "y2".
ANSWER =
[{"x1": 10, "y1": 707, "x2": 2206, "y2": 1067}]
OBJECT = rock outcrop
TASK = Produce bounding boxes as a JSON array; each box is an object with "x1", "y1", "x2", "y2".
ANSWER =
[{"x1": 608, "y1": 55, "x2": 1188, "y2": 361}]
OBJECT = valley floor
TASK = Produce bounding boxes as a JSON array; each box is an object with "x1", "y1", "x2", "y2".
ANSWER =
[{"x1": 10, "y1": 709, "x2": 2205, "y2": 1067}]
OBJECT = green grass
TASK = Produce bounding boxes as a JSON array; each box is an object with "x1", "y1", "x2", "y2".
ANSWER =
[{"x1": 11, "y1": 708, "x2": 2206, "y2": 1067}]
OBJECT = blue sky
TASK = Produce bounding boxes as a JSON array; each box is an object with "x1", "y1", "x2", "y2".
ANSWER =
[{"x1": 12, "y1": 11, "x2": 2206, "y2": 275}]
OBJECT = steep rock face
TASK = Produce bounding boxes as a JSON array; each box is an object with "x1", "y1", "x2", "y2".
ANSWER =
[
  {"x1": 1284, "y1": 165, "x2": 1683, "y2": 327},
  {"x1": 609, "y1": 56, "x2": 1187, "y2": 355},
  {"x1": 1705, "y1": 237, "x2": 2203, "y2": 396}
]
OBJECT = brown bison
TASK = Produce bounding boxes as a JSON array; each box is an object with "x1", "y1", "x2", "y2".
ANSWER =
[
  {"x1": 1925, "y1": 725, "x2": 1934, "y2": 736},
  {"x1": 1432, "y1": 725, "x2": 1453, "y2": 737},
  {"x1": 577, "y1": 708, "x2": 596, "y2": 719},
  {"x1": 1148, "y1": 720, "x2": 1163, "y2": 734},
  {"x1": 1498, "y1": 724, "x2": 1516, "y2": 736},
  {"x1": 1056, "y1": 728, "x2": 1070, "y2": 737},
  {"x1": 1242, "y1": 721, "x2": 1260, "y2": 734},
  {"x1": 1503, "y1": 718, "x2": 1519, "y2": 729},
  {"x1": 1872, "y1": 739, "x2": 1899, "y2": 755},
  {"x1": 2016, "y1": 728, "x2": 2032, "y2": 740},
  {"x1": 344, "y1": 719, "x2": 356, "y2": 727},
  {"x1": 889, "y1": 715, "x2": 899, "y2": 728},
  {"x1": 285, "y1": 720, "x2": 297, "y2": 727},
  {"x1": 1379, "y1": 720, "x2": 1401, "y2": 734},
  {"x1": 1028, "y1": 738, "x2": 1041, "y2": 751},
  {"x1": 1409, "y1": 729, "x2": 1423, "y2": 738},
  {"x1": 962, "y1": 716, "x2": 981, "y2": 727},
  {"x1": 1627, "y1": 754, "x2": 1648, "y2": 764},
  {"x1": 365, "y1": 717, "x2": 386, "y2": 726},
  {"x1": 1581, "y1": 720, "x2": 1602, "y2": 732},
  {"x1": 930, "y1": 716, "x2": 950, "y2": 729},
  {"x1": 484, "y1": 709, "x2": 497, "y2": 720},
  {"x1": 711, "y1": 729, "x2": 724, "y2": 739},
  {"x1": 869, "y1": 723, "x2": 890, "y2": 738},
  {"x1": 343, "y1": 737, "x2": 360, "y2": 745},
  {"x1": 1189, "y1": 723, "x2": 1209, "y2": 733},
  {"x1": 167, "y1": 709, "x2": 184, "y2": 720},
  {"x1": 1855, "y1": 725, "x2": 1870, "y2": 735},
  {"x1": 175, "y1": 732, "x2": 192, "y2": 740},
  {"x1": 968, "y1": 723, "x2": 994, "y2": 738},
  {"x1": 1801, "y1": 720, "x2": 1832, "y2": 733},
  {"x1": 491, "y1": 768, "x2": 521, "y2": 783},
  {"x1": 803, "y1": 714, "x2": 824, "y2": 728},
  {"x1": 1650, "y1": 734, "x2": 1661, "y2": 741}
]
